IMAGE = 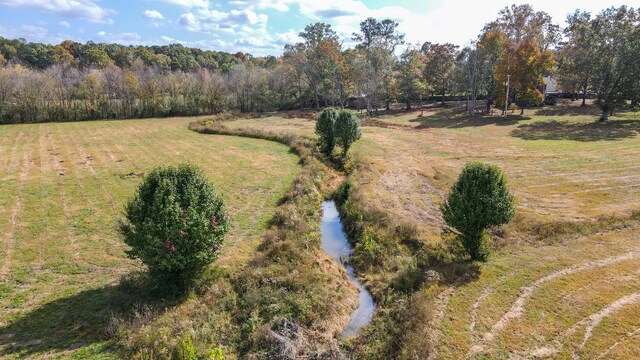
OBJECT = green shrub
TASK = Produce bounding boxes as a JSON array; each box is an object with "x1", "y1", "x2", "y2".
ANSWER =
[
  {"x1": 334, "y1": 110, "x2": 361, "y2": 156},
  {"x1": 175, "y1": 334, "x2": 197, "y2": 360},
  {"x1": 440, "y1": 162, "x2": 515, "y2": 261},
  {"x1": 334, "y1": 179, "x2": 352, "y2": 205},
  {"x1": 315, "y1": 108, "x2": 338, "y2": 156},
  {"x1": 121, "y1": 163, "x2": 228, "y2": 290},
  {"x1": 352, "y1": 227, "x2": 383, "y2": 268},
  {"x1": 208, "y1": 347, "x2": 225, "y2": 360}
]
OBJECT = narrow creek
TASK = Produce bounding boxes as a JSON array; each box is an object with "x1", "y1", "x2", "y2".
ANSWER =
[{"x1": 320, "y1": 200, "x2": 375, "y2": 339}]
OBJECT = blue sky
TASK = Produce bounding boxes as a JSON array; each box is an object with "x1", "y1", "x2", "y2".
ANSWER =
[{"x1": 0, "y1": 0, "x2": 633, "y2": 56}]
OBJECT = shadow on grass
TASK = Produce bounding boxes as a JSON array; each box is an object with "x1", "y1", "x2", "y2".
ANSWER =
[
  {"x1": 533, "y1": 104, "x2": 600, "y2": 117},
  {"x1": 411, "y1": 109, "x2": 530, "y2": 129},
  {"x1": 510, "y1": 119, "x2": 640, "y2": 141},
  {"x1": 0, "y1": 273, "x2": 179, "y2": 358}
]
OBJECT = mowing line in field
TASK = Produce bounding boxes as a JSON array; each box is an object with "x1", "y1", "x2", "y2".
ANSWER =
[
  {"x1": 56, "y1": 122, "x2": 132, "y2": 269},
  {"x1": 44, "y1": 129, "x2": 79, "y2": 265},
  {"x1": 469, "y1": 229, "x2": 640, "y2": 334},
  {"x1": 0, "y1": 130, "x2": 24, "y2": 180},
  {"x1": 1, "y1": 147, "x2": 32, "y2": 280},
  {"x1": 70, "y1": 124, "x2": 118, "y2": 212}
]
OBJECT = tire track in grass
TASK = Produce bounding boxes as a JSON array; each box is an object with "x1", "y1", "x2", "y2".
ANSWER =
[
  {"x1": 468, "y1": 230, "x2": 636, "y2": 337},
  {"x1": 560, "y1": 269, "x2": 640, "y2": 302},
  {"x1": 572, "y1": 292, "x2": 640, "y2": 359},
  {"x1": 70, "y1": 123, "x2": 132, "y2": 269},
  {"x1": 521, "y1": 292, "x2": 640, "y2": 359},
  {"x1": 596, "y1": 327, "x2": 640, "y2": 359},
  {"x1": 51, "y1": 122, "x2": 91, "y2": 270},
  {"x1": 14, "y1": 127, "x2": 71, "y2": 310},
  {"x1": 468, "y1": 251, "x2": 640, "y2": 356},
  {"x1": 33, "y1": 127, "x2": 51, "y2": 272}
]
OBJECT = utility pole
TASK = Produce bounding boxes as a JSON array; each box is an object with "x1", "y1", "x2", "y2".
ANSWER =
[{"x1": 503, "y1": 74, "x2": 510, "y2": 118}]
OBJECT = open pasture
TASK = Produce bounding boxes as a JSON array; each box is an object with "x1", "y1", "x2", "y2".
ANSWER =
[{"x1": 0, "y1": 117, "x2": 300, "y2": 358}]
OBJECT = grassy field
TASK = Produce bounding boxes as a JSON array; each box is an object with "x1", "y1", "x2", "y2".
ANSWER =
[
  {"x1": 2, "y1": 101, "x2": 640, "y2": 358},
  {"x1": 0, "y1": 117, "x2": 300, "y2": 358},
  {"x1": 223, "y1": 101, "x2": 640, "y2": 358}
]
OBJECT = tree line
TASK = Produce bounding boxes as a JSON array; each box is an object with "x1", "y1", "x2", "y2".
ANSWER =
[{"x1": 0, "y1": 4, "x2": 638, "y2": 124}]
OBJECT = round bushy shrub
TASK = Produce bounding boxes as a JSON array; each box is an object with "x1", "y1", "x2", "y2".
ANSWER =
[
  {"x1": 120, "y1": 163, "x2": 228, "y2": 288},
  {"x1": 440, "y1": 162, "x2": 515, "y2": 261},
  {"x1": 315, "y1": 108, "x2": 338, "y2": 156},
  {"x1": 334, "y1": 110, "x2": 361, "y2": 156}
]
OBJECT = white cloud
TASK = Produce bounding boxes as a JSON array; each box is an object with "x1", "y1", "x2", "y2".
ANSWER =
[
  {"x1": 178, "y1": 8, "x2": 268, "y2": 34},
  {"x1": 0, "y1": 24, "x2": 70, "y2": 44},
  {"x1": 226, "y1": 0, "x2": 635, "y2": 51},
  {"x1": 156, "y1": 0, "x2": 209, "y2": 8},
  {"x1": 0, "y1": 0, "x2": 114, "y2": 23},
  {"x1": 96, "y1": 31, "x2": 142, "y2": 44},
  {"x1": 58, "y1": 20, "x2": 70, "y2": 28},
  {"x1": 143, "y1": 9, "x2": 164, "y2": 20},
  {"x1": 160, "y1": 35, "x2": 176, "y2": 42},
  {"x1": 228, "y1": 0, "x2": 289, "y2": 12}
]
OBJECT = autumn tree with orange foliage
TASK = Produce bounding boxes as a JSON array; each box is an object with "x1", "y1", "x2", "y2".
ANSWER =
[{"x1": 495, "y1": 38, "x2": 554, "y2": 115}]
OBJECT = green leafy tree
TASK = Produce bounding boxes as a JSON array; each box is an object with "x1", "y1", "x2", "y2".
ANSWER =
[
  {"x1": 334, "y1": 110, "x2": 361, "y2": 156},
  {"x1": 398, "y1": 48, "x2": 428, "y2": 110},
  {"x1": 17, "y1": 42, "x2": 53, "y2": 69},
  {"x1": 589, "y1": 6, "x2": 640, "y2": 121},
  {"x1": 441, "y1": 162, "x2": 515, "y2": 261},
  {"x1": 120, "y1": 164, "x2": 228, "y2": 289},
  {"x1": 421, "y1": 42, "x2": 459, "y2": 103},
  {"x1": 81, "y1": 47, "x2": 112, "y2": 69},
  {"x1": 315, "y1": 107, "x2": 338, "y2": 156}
]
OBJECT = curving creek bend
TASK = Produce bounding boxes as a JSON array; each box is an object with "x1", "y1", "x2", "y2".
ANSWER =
[{"x1": 320, "y1": 200, "x2": 376, "y2": 339}]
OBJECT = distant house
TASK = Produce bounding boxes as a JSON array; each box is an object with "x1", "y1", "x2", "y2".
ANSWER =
[
  {"x1": 347, "y1": 95, "x2": 367, "y2": 110},
  {"x1": 543, "y1": 76, "x2": 559, "y2": 95}
]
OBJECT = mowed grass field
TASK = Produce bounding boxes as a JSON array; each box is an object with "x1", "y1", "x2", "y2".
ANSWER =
[
  {"x1": 225, "y1": 102, "x2": 640, "y2": 358},
  {"x1": 0, "y1": 117, "x2": 300, "y2": 358}
]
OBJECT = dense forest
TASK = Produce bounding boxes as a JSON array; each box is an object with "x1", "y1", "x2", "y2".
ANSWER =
[{"x1": 0, "y1": 4, "x2": 638, "y2": 123}]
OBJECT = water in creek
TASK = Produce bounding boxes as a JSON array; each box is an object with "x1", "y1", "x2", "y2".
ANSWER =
[{"x1": 320, "y1": 200, "x2": 375, "y2": 339}]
